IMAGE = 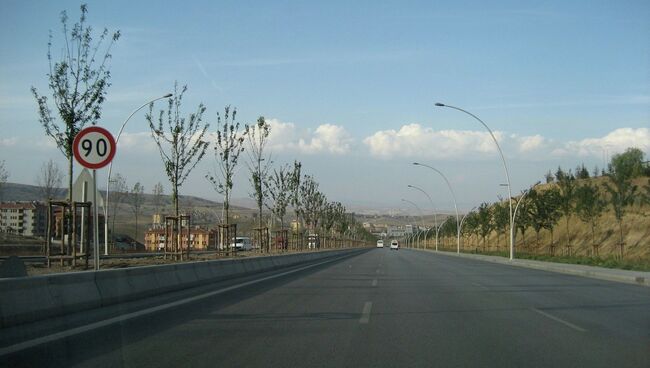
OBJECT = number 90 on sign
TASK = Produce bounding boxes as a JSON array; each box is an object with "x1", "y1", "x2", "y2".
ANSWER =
[{"x1": 73, "y1": 126, "x2": 116, "y2": 169}]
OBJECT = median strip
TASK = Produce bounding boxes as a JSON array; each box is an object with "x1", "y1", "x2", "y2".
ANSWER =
[{"x1": 0, "y1": 254, "x2": 352, "y2": 357}]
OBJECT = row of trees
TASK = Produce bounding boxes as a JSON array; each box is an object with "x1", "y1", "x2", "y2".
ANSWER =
[
  {"x1": 31, "y1": 5, "x2": 368, "y2": 248},
  {"x1": 440, "y1": 148, "x2": 649, "y2": 257}
]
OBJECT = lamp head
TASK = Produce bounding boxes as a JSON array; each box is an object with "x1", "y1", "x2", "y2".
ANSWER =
[
  {"x1": 163, "y1": 93, "x2": 173, "y2": 98},
  {"x1": 435, "y1": 102, "x2": 445, "y2": 107}
]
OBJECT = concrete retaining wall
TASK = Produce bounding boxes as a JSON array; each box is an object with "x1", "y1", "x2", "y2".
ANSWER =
[{"x1": 0, "y1": 248, "x2": 365, "y2": 328}]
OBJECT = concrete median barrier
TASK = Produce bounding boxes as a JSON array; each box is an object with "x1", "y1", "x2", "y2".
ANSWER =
[{"x1": 0, "y1": 248, "x2": 367, "y2": 328}]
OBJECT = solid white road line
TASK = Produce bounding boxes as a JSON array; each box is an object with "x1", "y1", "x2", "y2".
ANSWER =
[
  {"x1": 0, "y1": 255, "x2": 350, "y2": 357},
  {"x1": 359, "y1": 302, "x2": 373, "y2": 324},
  {"x1": 531, "y1": 308, "x2": 587, "y2": 332}
]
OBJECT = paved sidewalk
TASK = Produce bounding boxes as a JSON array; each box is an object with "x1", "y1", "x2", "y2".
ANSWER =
[{"x1": 414, "y1": 248, "x2": 650, "y2": 287}]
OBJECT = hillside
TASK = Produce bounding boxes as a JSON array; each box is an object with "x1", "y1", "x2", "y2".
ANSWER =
[
  {"x1": 0, "y1": 182, "x2": 255, "y2": 243},
  {"x1": 430, "y1": 176, "x2": 650, "y2": 266}
]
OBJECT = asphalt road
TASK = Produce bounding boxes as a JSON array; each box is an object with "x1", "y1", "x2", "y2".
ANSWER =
[{"x1": 3, "y1": 248, "x2": 649, "y2": 367}]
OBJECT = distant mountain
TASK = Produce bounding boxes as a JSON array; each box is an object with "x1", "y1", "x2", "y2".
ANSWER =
[{"x1": 0, "y1": 182, "x2": 250, "y2": 211}]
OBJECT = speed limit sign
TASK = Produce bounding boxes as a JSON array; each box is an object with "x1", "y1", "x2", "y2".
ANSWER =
[{"x1": 73, "y1": 126, "x2": 116, "y2": 169}]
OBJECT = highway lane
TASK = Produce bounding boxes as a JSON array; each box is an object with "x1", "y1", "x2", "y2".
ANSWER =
[{"x1": 4, "y1": 248, "x2": 649, "y2": 367}]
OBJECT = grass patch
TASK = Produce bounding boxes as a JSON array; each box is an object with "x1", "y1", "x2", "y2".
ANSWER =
[{"x1": 462, "y1": 249, "x2": 650, "y2": 272}]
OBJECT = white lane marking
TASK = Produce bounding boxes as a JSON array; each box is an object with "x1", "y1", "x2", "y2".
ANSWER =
[
  {"x1": 372, "y1": 279, "x2": 377, "y2": 287},
  {"x1": 471, "y1": 282, "x2": 489, "y2": 290},
  {"x1": 531, "y1": 308, "x2": 586, "y2": 332},
  {"x1": 0, "y1": 255, "x2": 350, "y2": 357},
  {"x1": 359, "y1": 301, "x2": 373, "y2": 324}
]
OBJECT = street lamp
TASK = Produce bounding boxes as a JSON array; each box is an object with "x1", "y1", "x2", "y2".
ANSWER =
[
  {"x1": 458, "y1": 206, "x2": 477, "y2": 252},
  {"x1": 435, "y1": 217, "x2": 449, "y2": 251},
  {"x1": 401, "y1": 198, "x2": 426, "y2": 249},
  {"x1": 412, "y1": 162, "x2": 460, "y2": 254},
  {"x1": 434, "y1": 102, "x2": 514, "y2": 260},
  {"x1": 104, "y1": 93, "x2": 172, "y2": 255},
  {"x1": 408, "y1": 184, "x2": 439, "y2": 251},
  {"x1": 511, "y1": 182, "x2": 539, "y2": 249}
]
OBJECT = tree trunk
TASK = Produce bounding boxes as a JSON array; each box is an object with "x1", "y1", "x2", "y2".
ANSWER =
[
  {"x1": 565, "y1": 216, "x2": 571, "y2": 256},
  {"x1": 591, "y1": 221, "x2": 597, "y2": 257},
  {"x1": 135, "y1": 212, "x2": 139, "y2": 247},
  {"x1": 549, "y1": 229, "x2": 555, "y2": 256},
  {"x1": 618, "y1": 220, "x2": 624, "y2": 258}
]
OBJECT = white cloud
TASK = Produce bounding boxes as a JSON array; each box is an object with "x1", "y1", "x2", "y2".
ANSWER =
[
  {"x1": 267, "y1": 119, "x2": 353, "y2": 155},
  {"x1": 363, "y1": 124, "x2": 647, "y2": 160},
  {"x1": 0, "y1": 137, "x2": 18, "y2": 147},
  {"x1": 363, "y1": 124, "x2": 506, "y2": 159},
  {"x1": 117, "y1": 132, "x2": 159, "y2": 153},
  {"x1": 561, "y1": 128, "x2": 649, "y2": 157},
  {"x1": 513, "y1": 134, "x2": 548, "y2": 153}
]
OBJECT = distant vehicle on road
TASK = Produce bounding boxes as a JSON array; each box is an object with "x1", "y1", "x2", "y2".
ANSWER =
[
  {"x1": 230, "y1": 237, "x2": 253, "y2": 251},
  {"x1": 390, "y1": 240, "x2": 399, "y2": 250},
  {"x1": 307, "y1": 234, "x2": 320, "y2": 249},
  {"x1": 376, "y1": 240, "x2": 384, "y2": 248}
]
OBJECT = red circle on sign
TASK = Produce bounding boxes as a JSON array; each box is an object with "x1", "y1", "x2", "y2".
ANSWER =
[{"x1": 73, "y1": 126, "x2": 117, "y2": 169}]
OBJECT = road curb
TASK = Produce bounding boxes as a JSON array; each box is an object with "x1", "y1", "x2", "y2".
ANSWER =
[
  {"x1": 413, "y1": 249, "x2": 650, "y2": 287},
  {"x1": 0, "y1": 248, "x2": 368, "y2": 328}
]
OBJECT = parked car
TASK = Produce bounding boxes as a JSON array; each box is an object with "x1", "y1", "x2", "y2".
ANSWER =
[
  {"x1": 376, "y1": 240, "x2": 384, "y2": 248},
  {"x1": 390, "y1": 240, "x2": 399, "y2": 250},
  {"x1": 230, "y1": 237, "x2": 253, "y2": 251}
]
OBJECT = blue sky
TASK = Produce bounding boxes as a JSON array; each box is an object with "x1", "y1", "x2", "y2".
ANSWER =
[{"x1": 1, "y1": 0, "x2": 648, "y2": 213}]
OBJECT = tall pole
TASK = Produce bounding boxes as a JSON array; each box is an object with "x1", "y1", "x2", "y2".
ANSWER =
[
  {"x1": 413, "y1": 163, "x2": 460, "y2": 253},
  {"x1": 435, "y1": 217, "x2": 449, "y2": 251},
  {"x1": 512, "y1": 184, "x2": 536, "y2": 248},
  {"x1": 435, "y1": 103, "x2": 514, "y2": 260},
  {"x1": 458, "y1": 206, "x2": 477, "y2": 252},
  {"x1": 402, "y1": 199, "x2": 426, "y2": 249},
  {"x1": 408, "y1": 184, "x2": 438, "y2": 251},
  {"x1": 104, "y1": 93, "x2": 172, "y2": 255}
]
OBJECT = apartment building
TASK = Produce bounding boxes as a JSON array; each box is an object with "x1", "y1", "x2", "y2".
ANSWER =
[{"x1": 0, "y1": 201, "x2": 47, "y2": 237}]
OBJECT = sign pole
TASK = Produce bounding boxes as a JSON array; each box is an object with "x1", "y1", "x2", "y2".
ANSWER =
[
  {"x1": 73, "y1": 125, "x2": 116, "y2": 271},
  {"x1": 93, "y1": 169, "x2": 100, "y2": 270}
]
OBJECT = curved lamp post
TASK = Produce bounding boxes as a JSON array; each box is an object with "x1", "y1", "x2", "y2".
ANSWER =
[
  {"x1": 434, "y1": 102, "x2": 514, "y2": 260},
  {"x1": 408, "y1": 184, "x2": 439, "y2": 251},
  {"x1": 104, "y1": 93, "x2": 172, "y2": 254},
  {"x1": 511, "y1": 182, "x2": 538, "y2": 249},
  {"x1": 435, "y1": 217, "x2": 449, "y2": 251},
  {"x1": 413, "y1": 163, "x2": 460, "y2": 253},
  {"x1": 458, "y1": 206, "x2": 477, "y2": 252},
  {"x1": 401, "y1": 198, "x2": 426, "y2": 249}
]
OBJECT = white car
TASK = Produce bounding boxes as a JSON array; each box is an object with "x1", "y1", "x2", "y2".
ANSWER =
[
  {"x1": 376, "y1": 240, "x2": 384, "y2": 248},
  {"x1": 230, "y1": 237, "x2": 253, "y2": 251},
  {"x1": 390, "y1": 240, "x2": 399, "y2": 250}
]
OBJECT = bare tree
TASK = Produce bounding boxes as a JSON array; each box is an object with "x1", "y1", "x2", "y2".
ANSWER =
[
  {"x1": 575, "y1": 181, "x2": 606, "y2": 256},
  {"x1": 0, "y1": 160, "x2": 8, "y2": 202},
  {"x1": 31, "y1": 4, "x2": 120, "y2": 204},
  {"x1": 266, "y1": 164, "x2": 291, "y2": 229},
  {"x1": 0, "y1": 160, "x2": 8, "y2": 236},
  {"x1": 300, "y1": 175, "x2": 326, "y2": 231},
  {"x1": 109, "y1": 173, "x2": 127, "y2": 241},
  {"x1": 147, "y1": 83, "x2": 210, "y2": 217},
  {"x1": 288, "y1": 161, "x2": 303, "y2": 228},
  {"x1": 35, "y1": 159, "x2": 63, "y2": 201},
  {"x1": 206, "y1": 106, "x2": 247, "y2": 225},
  {"x1": 152, "y1": 182, "x2": 165, "y2": 214},
  {"x1": 245, "y1": 117, "x2": 271, "y2": 229},
  {"x1": 129, "y1": 182, "x2": 145, "y2": 244},
  {"x1": 556, "y1": 169, "x2": 576, "y2": 255}
]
